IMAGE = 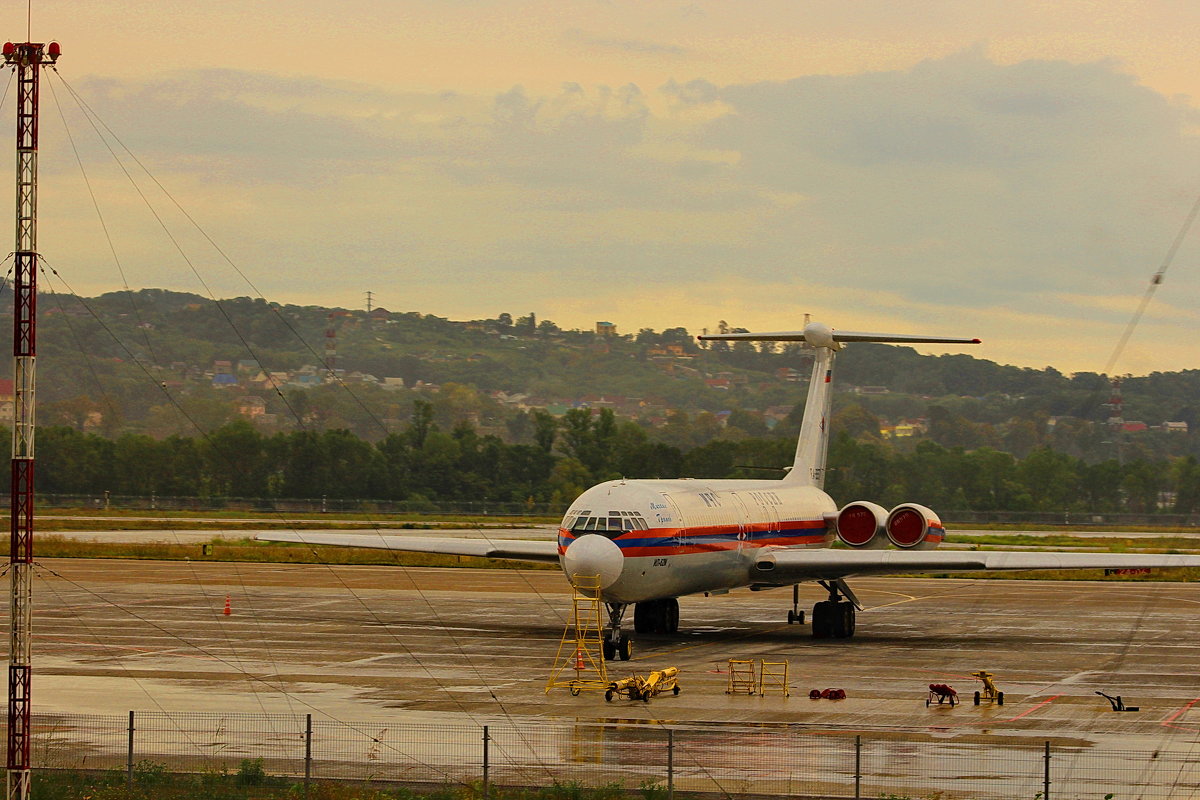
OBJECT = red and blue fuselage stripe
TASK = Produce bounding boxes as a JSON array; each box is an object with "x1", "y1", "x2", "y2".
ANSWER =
[{"x1": 558, "y1": 520, "x2": 829, "y2": 557}]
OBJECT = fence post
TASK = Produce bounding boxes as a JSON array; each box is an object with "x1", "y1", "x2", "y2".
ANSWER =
[
  {"x1": 304, "y1": 714, "x2": 312, "y2": 799},
  {"x1": 667, "y1": 729, "x2": 674, "y2": 800},
  {"x1": 854, "y1": 735, "x2": 862, "y2": 799},
  {"x1": 482, "y1": 725, "x2": 490, "y2": 800},
  {"x1": 126, "y1": 710, "x2": 135, "y2": 790},
  {"x1": 1043, "y1": 741, "x2": 1050, "y2": 800}
]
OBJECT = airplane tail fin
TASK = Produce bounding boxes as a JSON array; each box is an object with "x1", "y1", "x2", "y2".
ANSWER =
[{"x1": 698, "y1": 322, "x2": 979, "y2": 488}]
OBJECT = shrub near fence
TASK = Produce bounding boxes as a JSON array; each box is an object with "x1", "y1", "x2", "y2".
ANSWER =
[{"x1": 15, "y1": 712, "x2": 1200, "y2": 799}]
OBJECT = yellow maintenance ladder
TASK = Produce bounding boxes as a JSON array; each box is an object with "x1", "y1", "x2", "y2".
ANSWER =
[
  {"x1": 758, "y1": 659, "x2": 790, "y2": 697},
  {"x1": 546, "y1": 575, "x2": 610, "y2": 695},
  {"x1": 726, "y1": 659, "x2": 757, "y2": 695}
]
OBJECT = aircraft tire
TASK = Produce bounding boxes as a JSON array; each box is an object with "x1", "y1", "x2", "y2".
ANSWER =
[
  {"x1": 842, "y1": 604, "x2": 856, "y2": 638},
  {"x1": 633, "y1": 603, "x2": 649, "y2": 633},
  {"x1": 603, "y1": 640, "x2": 616, "y2": 661},
  {"x1": 617, "y1": 637, "x2": 632, "y2": 661},
  {"x1": 666, "y1": 598, "x2": 679, "y2": 634},
  {"x1": 811, "y1": 601, "x2": 832, "y2": 638}
]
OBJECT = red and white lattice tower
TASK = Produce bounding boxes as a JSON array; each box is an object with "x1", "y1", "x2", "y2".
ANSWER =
[{"x1": 4, "y1": 38, "x2": 59, "y2": 800}]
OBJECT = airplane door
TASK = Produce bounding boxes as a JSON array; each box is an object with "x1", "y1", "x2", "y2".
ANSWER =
[
  {"x1": 660, "y1": 494, "x2": 685, "y2": 550},
  {"x1": 728, "y1": 493, "x2": 751, "y2": 554}
]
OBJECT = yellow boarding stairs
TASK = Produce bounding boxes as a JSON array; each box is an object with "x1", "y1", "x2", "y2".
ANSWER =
[{"x1": 546, "y1": 575, "x2": 610, "y2": 695}]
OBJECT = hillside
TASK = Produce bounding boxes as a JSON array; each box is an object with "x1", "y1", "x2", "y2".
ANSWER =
[{"x1": 2, "y1": 289, "x2": 1195, "y2": 464}]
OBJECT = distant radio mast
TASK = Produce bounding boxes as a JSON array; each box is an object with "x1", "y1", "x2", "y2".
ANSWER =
[
  {"x1": 4, "y1": 38, "x2": 60, "y2": 800},
  {"x1": 365, "y1": 290, "x2": 373, "y2": 313}
]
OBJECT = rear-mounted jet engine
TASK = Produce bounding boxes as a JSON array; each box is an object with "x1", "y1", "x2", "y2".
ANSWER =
[
  {"x1": 834, "y1": 501, "x2": 888, "y2": 549},
  {"x1": 885, "y1": 503, "x2": 944, "y2": 550}
]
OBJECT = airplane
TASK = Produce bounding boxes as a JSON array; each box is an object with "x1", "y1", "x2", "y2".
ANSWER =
[{"x1": 259, "y1": 321, "x2": 1200, "y2": 660}]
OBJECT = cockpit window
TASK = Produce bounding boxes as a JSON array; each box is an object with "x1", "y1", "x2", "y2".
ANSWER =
[{"x1": 567, "y1": 510, "x2": 648, "y2": 538}]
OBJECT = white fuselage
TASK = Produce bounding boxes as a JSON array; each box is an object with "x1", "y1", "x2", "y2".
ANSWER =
[{"x1": 557, "y1": 477, "x2": 837, "y2": 603}]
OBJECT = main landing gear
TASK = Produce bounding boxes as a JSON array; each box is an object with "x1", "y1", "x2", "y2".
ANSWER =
[
  {"x1": 633, "y1": 598, "x2": 679, "y2": 634},
  {"x1": 602, "y1": 602, "x2": 633, "y2": 661},
  {"x1": 811, "y1": 579, "x2": 860, "y2": 640}
]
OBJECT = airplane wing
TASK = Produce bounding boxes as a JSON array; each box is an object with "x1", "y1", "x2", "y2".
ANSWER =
[
  {"x1": 754, "y1": 548, "x2": 1200, "y2": 582},
  {"x1": 255, "y1": 532, "x2": 561, "y2": 564}
]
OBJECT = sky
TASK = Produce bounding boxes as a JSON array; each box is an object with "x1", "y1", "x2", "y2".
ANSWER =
[{"x1": 6, "y1": 0, "x2": 1200, "y2": 375}]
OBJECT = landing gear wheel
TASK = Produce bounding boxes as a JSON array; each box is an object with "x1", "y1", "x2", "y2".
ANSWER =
[
  {"x1": 811, "y1": 601, "x2": 832, "y2": 639},
  {"x1": 635, "y1": 599, "x2": 680, "y2": 634},
  {"x1": 811, "y1": 601, "x2": 855, "y2": 639},
  {"x1": 617, "y1": 637, "x2": 632, "y2": 661},
  {"x1": 787, "y1": 609, "x2": 806, "y2": 625},
  {"x1": 603, "y1": 640, "x2": 616, "y2": 661},
  {"x1": 634, "y1": 603, "x2": 650, "y2": 634}
]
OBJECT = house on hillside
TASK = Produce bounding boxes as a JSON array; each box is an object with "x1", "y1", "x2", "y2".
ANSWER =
[{"x1": 237, "y1": 396, "x2": 267, "y2": 419}]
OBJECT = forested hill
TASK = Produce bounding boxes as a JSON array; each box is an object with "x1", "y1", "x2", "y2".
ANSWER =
[{"x1": 3, "y1": 288, "x2": 1197, "y2": 463}]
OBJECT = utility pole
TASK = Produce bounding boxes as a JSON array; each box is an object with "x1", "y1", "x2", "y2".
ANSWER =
[
  {"x1": 4, "y1": 38, "x2": 60, "y2": 800},
  {"x1": 365, "y1": 290, "x2": 373, "y2": 313}
]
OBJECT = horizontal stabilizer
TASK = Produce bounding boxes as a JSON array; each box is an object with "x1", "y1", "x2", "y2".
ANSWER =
[{"x1": 699, "y1": 322, "x2": 979, "y2": 346}]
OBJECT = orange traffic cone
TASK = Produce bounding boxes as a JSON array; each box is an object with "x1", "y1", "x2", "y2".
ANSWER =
[
  {"x1": 223, "y1": 595, "x2": 232, "y2": 616},
  {"x1": 574, "y1": 648, "x2": 585, "y2": 671}
]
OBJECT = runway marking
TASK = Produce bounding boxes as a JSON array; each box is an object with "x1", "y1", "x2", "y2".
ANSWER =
[
  {"x1": 999, "y1": 695, "x2": 1060, "y2": 723},
  {"x1": 1160, "y1": 697, "x2": 1200, "y2": 731},
  {"x1": 924, "y1": 694, "x2": 1061, "y2": 731}
]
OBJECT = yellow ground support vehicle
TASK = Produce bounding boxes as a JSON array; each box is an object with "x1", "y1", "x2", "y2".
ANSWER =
[
  {"x1": 971, "y1": 670, "x2": 1004, "y2": 706},
  {"x1": 605, "y1": 667, "x2": 680, "y2": 702}
]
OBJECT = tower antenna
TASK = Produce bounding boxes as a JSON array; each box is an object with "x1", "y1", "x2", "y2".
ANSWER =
[{"x1": 3, "y1": 37, "x2": 60, "y2": 800}]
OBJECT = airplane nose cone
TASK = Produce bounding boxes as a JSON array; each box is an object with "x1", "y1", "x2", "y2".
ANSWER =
[{"x1": 563, "y1": 534, "x2": 624, "y2": 592}]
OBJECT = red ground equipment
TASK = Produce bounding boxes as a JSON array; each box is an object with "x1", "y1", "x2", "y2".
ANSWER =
[
  {"x1": 927, "y1": 683, "x2": 958, "y2": 706},
  {"x1": 809, "y1": 688, "x2": 847, "y2": 700}
]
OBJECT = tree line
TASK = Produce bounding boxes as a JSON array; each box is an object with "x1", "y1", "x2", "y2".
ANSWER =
[{"x1": 23, "y1": 403, "x2": 1200, "y2": 515}]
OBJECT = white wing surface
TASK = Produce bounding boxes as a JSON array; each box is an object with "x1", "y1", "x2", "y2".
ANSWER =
[
  {"x1": 256, "y1": 532, "x2": 560, "y2": 563},
  {"x1": 754, "y1": 548, "x2": 1200, "y2": 582}
]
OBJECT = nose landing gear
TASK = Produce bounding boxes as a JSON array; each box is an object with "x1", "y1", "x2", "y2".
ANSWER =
[{"x1": 603, "y1": 602, "x2": 633, "y2": 661}]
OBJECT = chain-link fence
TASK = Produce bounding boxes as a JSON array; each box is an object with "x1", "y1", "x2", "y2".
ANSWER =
[{"x1": 16, "y1": 711, "x2": 1200, "y2": 798}]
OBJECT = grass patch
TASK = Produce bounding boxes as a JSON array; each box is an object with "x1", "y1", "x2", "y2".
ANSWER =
[{"x1": 33, "y1": 767, "x2": 652, "y2": 800}]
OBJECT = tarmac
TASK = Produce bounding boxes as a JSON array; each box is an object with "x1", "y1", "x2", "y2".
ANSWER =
[{"x1": 26, "y1": 555, "x2": 1200, "y2": 751}]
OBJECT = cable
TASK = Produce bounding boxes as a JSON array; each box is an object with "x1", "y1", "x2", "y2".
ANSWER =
[
  {"x1": 1103, "y1": 191, "x2": 1200, "y2": 376},
  {"x1": 46, "y1": 74, "x2": 158, "y2": 365}
]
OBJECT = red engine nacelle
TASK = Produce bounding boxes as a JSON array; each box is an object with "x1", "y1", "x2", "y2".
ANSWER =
[
  {"x1": 885, "y1": 503, "x2": 945, "y2": 550},
  {"x1": 834, "y1": 501, "x2": 889, "y2": 549}
]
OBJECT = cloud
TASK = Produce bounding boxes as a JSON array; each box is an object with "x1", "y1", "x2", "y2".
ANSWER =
[
  {"x1": 563, "y1": 28, "x2": 688, "y2": 57},
  {"x1": 37, "y1": 51, "x2": 1200, "y2": 373}
]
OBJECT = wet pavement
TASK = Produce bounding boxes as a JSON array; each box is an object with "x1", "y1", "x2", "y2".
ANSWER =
[{"x1": 23, "y1": 558, "x2": 1200, "y2": 748}]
